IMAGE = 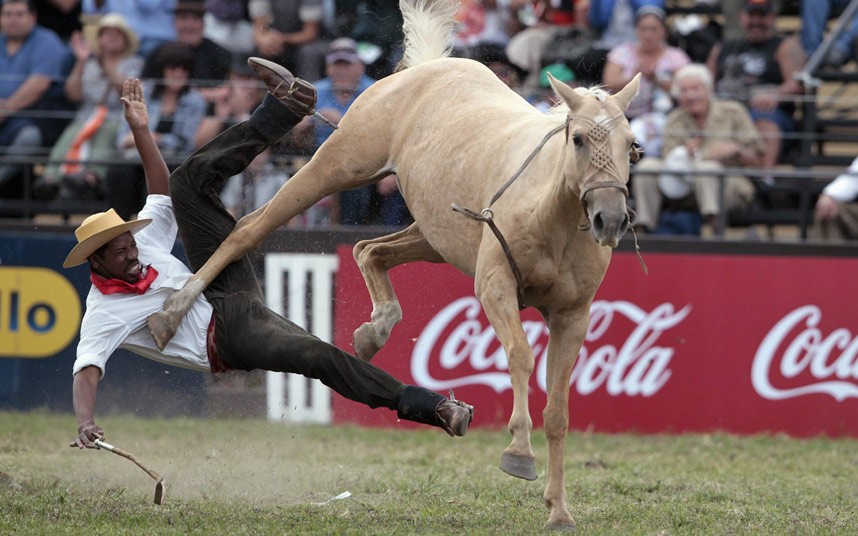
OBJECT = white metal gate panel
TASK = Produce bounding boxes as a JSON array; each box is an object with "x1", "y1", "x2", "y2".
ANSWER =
[{"x1": 264, "y1": 253, "x2": 339, "y2": 424}]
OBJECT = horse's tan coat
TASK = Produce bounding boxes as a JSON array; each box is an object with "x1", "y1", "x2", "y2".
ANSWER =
[{"x1": 150, "y1": 0, "x2": 640, "y2": 529}]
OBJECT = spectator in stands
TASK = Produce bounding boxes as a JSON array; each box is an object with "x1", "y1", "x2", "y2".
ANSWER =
[
  {"x1": 632, "y1": 64, "x2": 765, "y2": 235},
  {"x1": 344, "y1": 0, "x2": 404, "y2": 79},
  {"x1": 452, "y1": 0, "x2": 515, "y2": 53},
  {"x1": 602, "y1": 5, "x2": 690, "y2": 157},
  {"x1": 800, "y1": 0, "x2": 858, "y2": 68},
  {"x1": 106, "y1": 42, "x2": 206, "y2": 218},
  {"x1": 471, "y1": 43, "x2": 528, "y2": 94},
  {"x1": 812, "y1": 156, "x2": 858, "y2": 241},
  {"x1": 0, "y1": 0, "x2": 70, "y2": 195},
  {"x1": 194, "y1": 56, "x2": 267, "y2": 148},
  {"x1": 34, "y1": 0, "x2": 82, "y2": 42},
  {"x1": 290, "y1": 38, "x2": 376, "y2": 225},
  {"x1": 720, "y1": 0, "x2": 784, "y2": 41},
  {"x1": 707, "y1": 0, "x2": 805, "y2": 177},
  {"x1": 249, "y1": 0, "x2": 328, "y2": 82},
  {"x1": 143, "y1": 1, "x2": 232, "y2": 109},
  {"x1": 569, "y1": 0, "x2": 664, "y2": 86},
  {"x1": 505, "y1": 0, "x2": 588, "y2": 95},
  {"x1": 220, "y1": 148, "x2": 291, "y2": 219},
  {"x1": 82, "y1": 0, "x2": 176, "y2": 60},
  {"x1": 39, "y1": 13, "x2": 143, "y2": 200},
  {"x1": 532, "y1": 62, "x2": 576, "y2": 112},
  {"x1": 203, "y1": 0, "x2": 254, "y2": 55}
]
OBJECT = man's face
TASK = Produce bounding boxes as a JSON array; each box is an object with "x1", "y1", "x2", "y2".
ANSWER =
[
  {"x1": 90, "y1": 232, "x2": 142, "y2": 283},
  {"x1": 175, "y1": 12, "x2": 204, "y2": 46},
  {"x1": 326, "y1": 60, "x2": 364, "y2": 89},
  {"x1": 740, "y1": 10, "x2": 774, "y2": 43},
  {"x1": 676, "y1": 76, "x2": 710, "y2": 116},
  {"x1": 1, "y1": 2, "x2": 36, "y2": 41},
  {"x1": 98, "y1": 26, "x2": 128, "y2": 55}
]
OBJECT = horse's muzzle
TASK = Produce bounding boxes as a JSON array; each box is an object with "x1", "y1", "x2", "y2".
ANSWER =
[{"x1": 590, "y1": 208, "x2": 630, "y2": 247}]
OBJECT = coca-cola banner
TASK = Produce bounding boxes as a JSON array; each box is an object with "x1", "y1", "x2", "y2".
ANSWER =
[{"x1": 333, "y1": 246, "x2": 858, "y2": 437}]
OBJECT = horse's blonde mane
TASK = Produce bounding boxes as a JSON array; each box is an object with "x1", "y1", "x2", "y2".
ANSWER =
[{"x1": 399, "y1": 0, "x2": 460, "y2": 69}]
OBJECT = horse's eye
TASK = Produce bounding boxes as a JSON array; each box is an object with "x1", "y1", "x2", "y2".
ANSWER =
[
  {"x1": 630, "y1": 141, "x2": 643, "y2": 163},
  {"x1": 572, "y1": 135, "x2": 583, "y2": 148}
]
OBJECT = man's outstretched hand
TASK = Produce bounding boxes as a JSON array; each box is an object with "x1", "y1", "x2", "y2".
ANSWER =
[
  {"x1": 120, "y1": 78, "x2": 149, "y2": 130},
  {"x1": 70, "y1": 423, "x2": 104, "y2": 449}
]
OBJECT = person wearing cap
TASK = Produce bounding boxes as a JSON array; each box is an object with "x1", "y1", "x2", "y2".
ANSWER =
[
  {"x1": 81, "y1": 0, "x2": 176, "y2": 60},
  {"x1": 631, "y1": 63, "x2": 765, "y2": 235},
  {"x1": 707, "y1": 0, "x2": 805, "y2": 177},
  {"x1": 0, "y1": 0, "x2": 70, "y2": 195},
  {"x1": 291, "y1": 37, "x2": 384, "y2": 226},
  {"x1": 66, "y1": 61, "x2": 474, "y2": 450},
  {"x1": 38, "y1": 13, "x2": 144, "y2": 199},
  {"x1": 532, "y1": 63, "x2": 575, "y2": 112},
  {"x1": 602, "y1": 5, "x2": 690, "y2": 157}
]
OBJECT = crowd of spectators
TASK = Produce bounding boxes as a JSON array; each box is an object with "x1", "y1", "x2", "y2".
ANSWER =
[{"x1": 0, "y1": 0, "x2": 856, "y2": 239}]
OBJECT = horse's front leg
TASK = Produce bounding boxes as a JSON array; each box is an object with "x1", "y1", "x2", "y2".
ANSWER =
[
  {"x1": 352, "y1": 224, "x2": 443, "y2": 361},
  {"x1": 540, "y1": 308, "x2": 589, "y2": 531},
  {"x1": 476, "y1": 262, "x2": 537, "y2": 480}
]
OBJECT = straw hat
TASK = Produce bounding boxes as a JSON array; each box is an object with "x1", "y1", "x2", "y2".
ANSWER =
[
  {"x1": 63, "y1": 209, "x2": 151, "y2": 268},
  {"x1": 95, "y1": 13, "x2": 139, "y2": 56}
]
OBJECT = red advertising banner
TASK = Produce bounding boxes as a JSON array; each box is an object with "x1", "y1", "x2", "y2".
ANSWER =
[{"x1": 333, "y1": 246, "x2": 858, "y2": 437}]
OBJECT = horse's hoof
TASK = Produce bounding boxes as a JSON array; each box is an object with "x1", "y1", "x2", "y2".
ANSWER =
[
  {"x1": 147, "y1": 312, "x2": 177, "y2": 351},
  {"x1": 353, "y1": 323, "x2": 382, "y2": 362},
  {"x1": 499, "y1": 452, "x2": 537, "y2": 480},
  {"x1": 544, "y1": 519, "x2": 577, "y2": 532}
]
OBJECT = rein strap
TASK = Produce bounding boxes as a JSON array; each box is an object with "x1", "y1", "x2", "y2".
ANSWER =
[{"x1": 452, "y1": 117, "x2": 570, "y2": 310}]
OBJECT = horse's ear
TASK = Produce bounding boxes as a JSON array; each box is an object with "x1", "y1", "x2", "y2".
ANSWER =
[
  {"x1": 548, "y1": 72, "x2": 583, "y2": 112},
  {"x1": 613, "y1": 73, "x2": 641, "y2": 111}
]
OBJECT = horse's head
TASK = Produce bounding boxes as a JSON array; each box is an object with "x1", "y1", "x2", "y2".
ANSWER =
[{"x1": 549, "y1": 74, "x2": 641, "y2": 248}]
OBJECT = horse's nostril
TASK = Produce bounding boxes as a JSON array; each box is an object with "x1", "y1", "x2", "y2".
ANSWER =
[
  {"x1": 621, "y1": 213, "x2": 630, "y2": 230},
  {"x1": 592, "y1": 212, "x2": 605, "y2": 233}
]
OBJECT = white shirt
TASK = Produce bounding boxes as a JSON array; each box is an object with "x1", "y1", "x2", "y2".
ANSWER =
[
  {"x1": 824, "y1": 156, "x2": 858, "y2": 202},
  {"x1": 73, "y1": 195, "x2": 213, "y2": 378}
]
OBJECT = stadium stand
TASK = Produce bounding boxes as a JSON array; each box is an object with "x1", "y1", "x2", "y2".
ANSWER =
[{"x1": 1, "y1": 1, "x2": 857, "y2": 242}]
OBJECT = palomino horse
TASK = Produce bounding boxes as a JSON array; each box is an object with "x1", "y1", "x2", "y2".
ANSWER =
[{"x1": 150, "y1": 0, "x2": 640, "y2": 529}]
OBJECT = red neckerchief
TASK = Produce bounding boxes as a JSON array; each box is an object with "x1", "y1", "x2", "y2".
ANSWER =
[{"x1": 90, "y1": 265, "x2": 159, "y2": 295}]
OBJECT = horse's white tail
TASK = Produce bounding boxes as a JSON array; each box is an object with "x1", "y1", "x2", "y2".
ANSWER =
[{"x1": 399, "y1": 0, "x2": 459, "y2": 69}]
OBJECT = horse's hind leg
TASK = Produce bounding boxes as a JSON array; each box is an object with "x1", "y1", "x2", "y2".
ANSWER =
[
  {"x1": 352, "y1": 223, "x2": 443, "y2": 361},
  {"x1": 149, "y1": 130, "x2": 389, "y2": 349}
]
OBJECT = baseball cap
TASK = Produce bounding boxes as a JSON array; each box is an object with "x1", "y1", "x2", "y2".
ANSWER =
[
  {"x1": 743, "y1": 0, "x2": 773, "y2": 14},
  {"x1": 635, "y1": 5, "x2": 666, "y2": 23},
  {"x1": 540, "y1": 63, "x2": 575, "y2": 88},
  {"x1": 326, "y1": 38, "x2": 361, "y2": 64},
  {"x1": 175, "y1": 1, "x2": 206, "y2": 15}
]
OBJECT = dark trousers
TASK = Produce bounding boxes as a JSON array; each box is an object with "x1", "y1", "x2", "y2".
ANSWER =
[{"x1": 168, "y1": 95, "x2": 443, "y2": 421}]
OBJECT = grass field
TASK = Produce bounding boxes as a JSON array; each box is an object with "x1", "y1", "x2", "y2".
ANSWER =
[{"x1": 1, "y1": 410, "x2": 857, "y2": 535}]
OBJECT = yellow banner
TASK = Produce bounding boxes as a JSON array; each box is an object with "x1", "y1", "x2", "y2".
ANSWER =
[{"x1": 0, "y1": 266, "x2": 82, "y2": 358}]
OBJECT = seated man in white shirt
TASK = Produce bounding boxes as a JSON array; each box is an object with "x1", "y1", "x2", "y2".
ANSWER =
[
  {"x1": 66, "y1": 62, "x2": 473, "y2": 450},
  {"x1": 813, "y1": 156, "x2": 858, "y2": 241}
]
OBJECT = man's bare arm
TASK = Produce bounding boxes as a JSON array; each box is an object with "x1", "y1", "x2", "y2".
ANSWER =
[{"x1": 71, "y1": 366, "x2": 103, "y2": 448}]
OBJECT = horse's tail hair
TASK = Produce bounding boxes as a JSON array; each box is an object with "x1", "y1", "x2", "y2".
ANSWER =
[{"x1": 397, "y1": 0, "x2": 459, "y2": 71}]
